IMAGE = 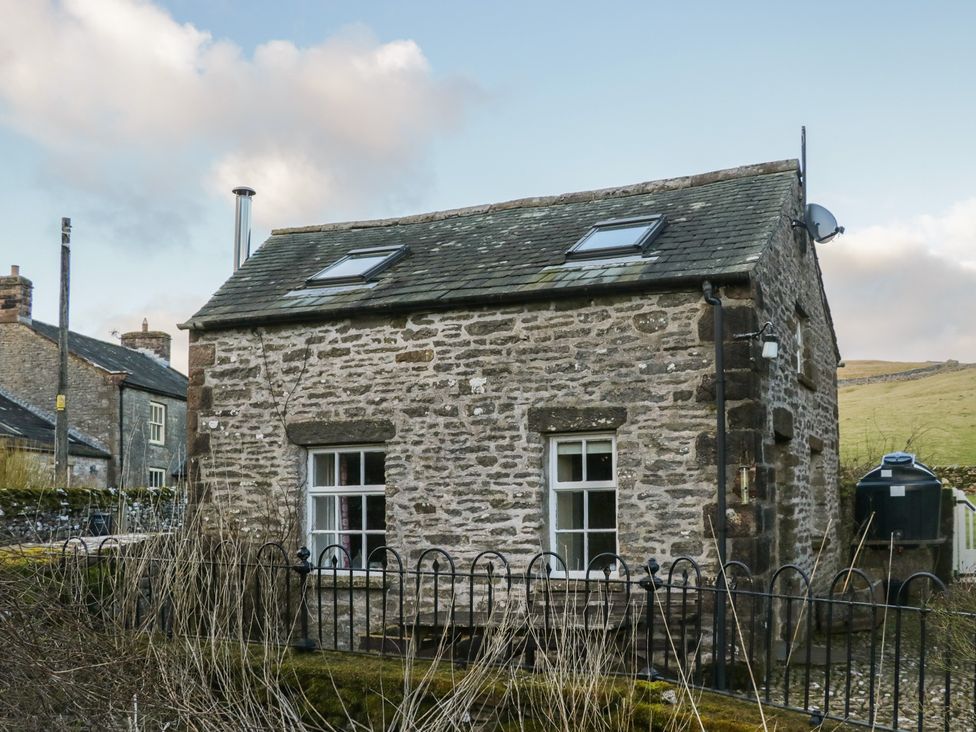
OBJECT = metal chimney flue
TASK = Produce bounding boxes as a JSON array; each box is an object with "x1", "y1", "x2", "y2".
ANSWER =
[{"x1": 232, "y1": 186, "x2": 256, "y2": 272}]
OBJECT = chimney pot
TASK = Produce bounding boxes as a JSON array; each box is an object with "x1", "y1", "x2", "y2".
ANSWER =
[{"x1": 10, "y1": 265, "x2": 19, "y2": 276}]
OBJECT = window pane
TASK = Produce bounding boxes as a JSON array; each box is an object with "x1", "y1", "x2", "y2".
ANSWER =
[
  {"x1": 589, "y1": 533, "x2": 618, "y2": 569},
  {"x1": 556, "y1": 491, "x2": 584, "y2": 530},
  {"x1": 576, "y1": 223, "x2": 650, "y2": 253},
  {"x1": 588, "y1": 491, "x2": 616, "y2": 529},
  {"x1": 313, "y1": 453, "x2": 335, "y2": 487},
  {"x1": 555, "y1": 532, "x2": 585, "y2": 573},
  {"x1": 556, "y1": 441, "x2": 583, "y2": 482},
  {"x1": 313, "y1": 496, "x2": 336, "y2": 531},
  {"x1": 585, "y1": 440, "x2": 613, "y2": 481},
  {"x1": 311, "y1": 533, "x2": 338, "y2": 567},
  {"x1": 366, "y1": 495, "x2": 386, "y2": 530},
  {"x1": 364, "y1": 451, "x2": 385, "y2": 485},
  {"x1": 365, "y1": 534, "x2": 387, "y2": 568},
  {"x1": 341, "y1": 534, "x2": 364, "y2": 569},
  {"x1": 340, "y1": 495, "x2": 363, "y2": 531},
  {"x1": 313, "y1": 253, "x2": 389, "y2": 281},
  {"x1": 339, "y1": 452, "x2": 362, "y2": 485}
]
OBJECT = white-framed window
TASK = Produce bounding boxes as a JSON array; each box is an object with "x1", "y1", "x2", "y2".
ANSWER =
[
  {"x1": 548, "y1": 434, "x2": 617, "y2": 575},
  {"x1": 566, "y1": 215, "x2": 666, "y2": 261},
  {"x1": 307, "y1": 446, "x2": 387, "y2": 570},
  {"x1": 149, "y1": 402, "x2": 166, "y2": 445},
  {"x1": 306, "y1": 245, "x2": 408, "y2": 287},
  {"x1": 148, "y1": 467, "x2": 166, "y2": 488}
]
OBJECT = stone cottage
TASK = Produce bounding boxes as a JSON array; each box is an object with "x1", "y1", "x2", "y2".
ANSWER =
[
  {"x1": 183, "y1": 160, "x2": 841, "y2": 577},
  {"x1": 0, "y1": 267, "x2": 188, "y2": 488},
  {"x1": 0, "y1": 387, "x2": 111, "y2": 487}
]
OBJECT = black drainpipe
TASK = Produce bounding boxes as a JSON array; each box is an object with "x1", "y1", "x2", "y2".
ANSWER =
[
  {"x1": 118, "y1": 384, "x2": 124, "y2": 488},
  {"x1": 702, "y1": 280, "x2": 728, "y2": 691}
]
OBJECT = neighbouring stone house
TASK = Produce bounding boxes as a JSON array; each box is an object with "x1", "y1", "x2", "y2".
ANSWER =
[
  {"x1": 0, "y1": 387, "x2": 111, "y2": 487},
  {"x1": 0, "y1": 267, "x2": 188, "y2": 489},
  {"x1": 183, "y1": 160, "x2": 841, "y2": 578}
]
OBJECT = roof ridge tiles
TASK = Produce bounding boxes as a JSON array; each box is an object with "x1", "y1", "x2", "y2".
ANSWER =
[{"x1": 272, "y1": 159, "x2": 799, "y2": 235}]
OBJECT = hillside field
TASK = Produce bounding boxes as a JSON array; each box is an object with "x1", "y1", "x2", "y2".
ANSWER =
[{"x1": 838, "y1": 362, "x2": 976, "y2": 466}]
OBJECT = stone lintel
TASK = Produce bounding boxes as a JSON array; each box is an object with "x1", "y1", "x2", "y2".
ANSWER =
[
  {"x1": 286, "y1": 419, "x2": 396, "y2": 446},
  {"x1": 527, "y1": 406, "x2": 627, "y2": 434}
]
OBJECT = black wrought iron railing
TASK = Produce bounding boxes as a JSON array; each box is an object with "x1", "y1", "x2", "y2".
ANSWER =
[{"x1": 57, "y1": 537, "x2": 974, "y2": 732}]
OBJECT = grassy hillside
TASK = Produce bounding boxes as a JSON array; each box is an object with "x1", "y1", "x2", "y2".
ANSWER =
[
  {"x1": 837, "y1": 360, "x2": 935, "y2": 380},
  {"x1": 838, "y1": 362, "x2": 976, "y2": 466}
]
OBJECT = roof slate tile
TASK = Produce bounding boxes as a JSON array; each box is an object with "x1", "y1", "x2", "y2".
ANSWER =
[{"x1": 186, "y1": 161, "x2": 798, "y2": 329}]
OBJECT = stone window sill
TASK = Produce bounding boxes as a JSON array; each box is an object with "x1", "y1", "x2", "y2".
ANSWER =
[{"x1": 311, "y1": 573, "x2": 392, "y2": 591}]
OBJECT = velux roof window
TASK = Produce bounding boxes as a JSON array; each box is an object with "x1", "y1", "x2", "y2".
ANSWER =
[
  {"x1": 566, "y1": 215, "x2": 666, "y2": 260},
  {"x1": 307, "y1": 245, "x2": 408, "y2": 287}
]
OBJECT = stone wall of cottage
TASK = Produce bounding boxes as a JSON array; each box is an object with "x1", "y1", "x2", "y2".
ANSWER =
[
  {"x1": 120, "y1": 388, "x2": 186, "y2": 488},
  {"x1": 187, "y1": 274, "x2": 837, "y2": 576},
  {"x1": 0, "y1": 322, "x2": 121, "y2": 483},
  {"x1": 188, "y1": 292, "x2": 725, "y2": 566},
  {"x1": 747, "y1": 185, "x2": 843, "y2": 582}
]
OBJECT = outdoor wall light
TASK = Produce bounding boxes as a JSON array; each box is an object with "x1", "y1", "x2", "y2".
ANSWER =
[{"x1": 734, "y1": 321, "x2": 779, "y2": 361}]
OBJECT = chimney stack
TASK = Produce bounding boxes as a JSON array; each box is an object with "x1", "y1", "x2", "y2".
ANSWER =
[
  {"x1": 232, "y1": 186, "x2": 256, "y2": 272},
  {"x1": 121, "y1": 318, "x2": 172, "y2": 365},
  {"x1": 0, "y1": 265, "x2": 32, "y2": 324}
]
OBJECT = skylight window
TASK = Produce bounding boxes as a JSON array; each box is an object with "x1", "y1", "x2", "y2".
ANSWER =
[
  {"x1": 307, "y1": 245, "x2": 408, "y2": 287},
  {"x1": 566, "y1": 215, "x2": 666, "y2": 260}
]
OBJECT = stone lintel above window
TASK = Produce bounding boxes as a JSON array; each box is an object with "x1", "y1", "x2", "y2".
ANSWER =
[
  {"x1": 528, "y1": 406, "x2": 627, "y2": 434},
  {"x1": 287, "y1": 419, "x2": 396, "y2": 446}
]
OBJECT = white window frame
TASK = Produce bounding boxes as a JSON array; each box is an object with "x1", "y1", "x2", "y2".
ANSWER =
[
  {"x1": 148, "y1": 467, "x2": 166, "y2": 489},
  {"x1": 547, "y1": 433, "x2": 618, "y2": 577},
  {"x1": 565, "y1": 215, "x2": 666, "y2": 261},
  {"x1": 307, "y1": 445, "x2": 387, "y2": 573},
  {"x1": 148, "y1": 402, "x2": 166, "y2": 445}
]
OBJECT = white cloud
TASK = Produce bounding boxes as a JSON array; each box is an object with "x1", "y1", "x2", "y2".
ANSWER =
[
  {"x1": 819, "y1": 199, "x2": 976, "y2": 362},
  {"x1": 0, "y1": 0, "x2": 474, "y2": 230}
]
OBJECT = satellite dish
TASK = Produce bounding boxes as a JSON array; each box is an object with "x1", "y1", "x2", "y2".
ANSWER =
[{"x1": 800, "y1": 203, "x2": 845, "y2": 243}]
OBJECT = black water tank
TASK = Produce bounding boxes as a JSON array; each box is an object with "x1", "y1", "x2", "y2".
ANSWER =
[{"x1": 854, "y1": 452, "x2": 942, "y2": 542}]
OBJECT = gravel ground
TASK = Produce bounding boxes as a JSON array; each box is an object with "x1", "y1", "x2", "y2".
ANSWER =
[{"x1": 762, "y1": 640, "x2": 975, "y2": 730}]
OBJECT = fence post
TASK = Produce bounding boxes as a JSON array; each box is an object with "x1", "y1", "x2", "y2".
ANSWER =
[
  {"x1": 293, "y1": 546, "x2": 317, "y2": 652},
  {"x1": 638, "y1": 558, "x2": 662, "y2": 680}
]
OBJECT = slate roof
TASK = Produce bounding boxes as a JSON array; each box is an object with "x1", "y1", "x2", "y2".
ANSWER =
[
  {"x1": 28, "y1": 320, "x2": 187, "y2": 400},
  {"x1": 185, "y1": 160, "x2": 799, "y2": 331},
  {"x1": 0, "y1": 389, "x2": 111, "y2": 458}
]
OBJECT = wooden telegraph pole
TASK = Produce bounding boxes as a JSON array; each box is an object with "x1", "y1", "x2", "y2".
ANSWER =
[{"x1": 54, "y1": 217, "x2": 71, "y2": 488}]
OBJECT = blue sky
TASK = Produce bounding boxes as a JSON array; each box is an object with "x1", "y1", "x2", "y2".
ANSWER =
[{"x1": 1, "y1": 0, "x2": 975, "y2": 371}]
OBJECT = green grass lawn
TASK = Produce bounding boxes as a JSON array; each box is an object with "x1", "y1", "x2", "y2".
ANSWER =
[{"x1": 839, "y1": 364, "x2": 976, "y2": 465}]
